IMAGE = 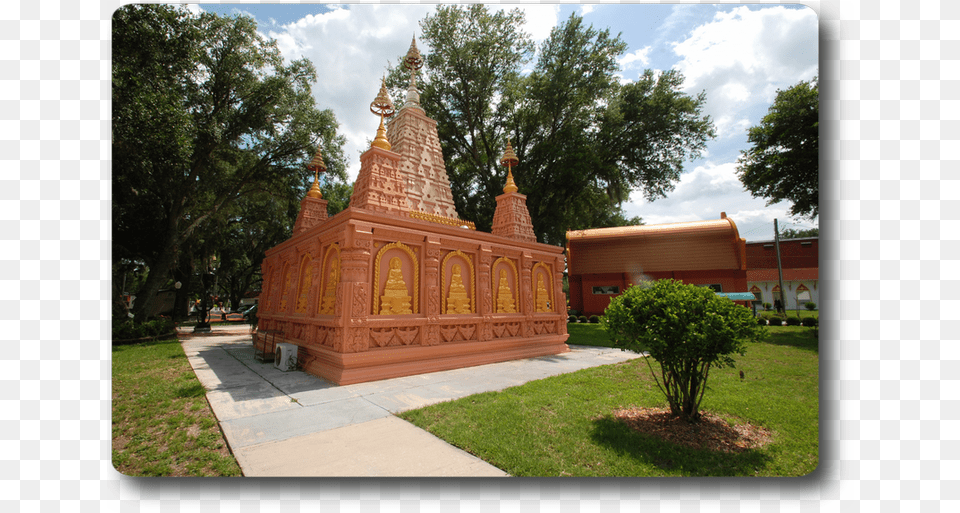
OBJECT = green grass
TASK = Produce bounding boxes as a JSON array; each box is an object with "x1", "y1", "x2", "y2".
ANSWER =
[
  {"x1": 112, "y1": 336, "x2": 242, "y2": 476},
  {"x1": 565, "y1": 322, "x2": 618, "y2": 348},
  {"x1": 399, "y1": 325, "x2": 818, "y2": 476}
]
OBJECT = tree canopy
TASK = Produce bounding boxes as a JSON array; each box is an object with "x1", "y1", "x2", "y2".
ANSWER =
[
  {"x1": 736, "y1": 76, "x2": 819, "y2": 220},
  {"x1": 403, "y1": 6, "x2": 713, "y2": 244},
  {"x1": 112, "y1": 4, "x2": 349, "y2": 320}
]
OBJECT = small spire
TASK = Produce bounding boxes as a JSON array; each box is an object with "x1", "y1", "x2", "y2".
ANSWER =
[
  {"x1": 500, "y1": 138, "x2": 519, "y2": 194},
  {"x1": 306, "y1": 145, "x2": 326, "y2": 199},
  {"x1": 370, "y1": 76, "x2": 396, "y2": 150}
]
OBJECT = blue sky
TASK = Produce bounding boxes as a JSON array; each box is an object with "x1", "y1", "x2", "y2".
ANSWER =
[{"x1": 190, "y1": 3, "x2": 818, "y2": 242}]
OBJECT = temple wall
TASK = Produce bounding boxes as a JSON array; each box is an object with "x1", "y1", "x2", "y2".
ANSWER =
[{"x1": 256, "y1": 207, "x2": 569, "y2": 385}]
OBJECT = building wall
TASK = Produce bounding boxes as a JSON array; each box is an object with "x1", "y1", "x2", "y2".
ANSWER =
[{"x1": 746, "y1": 238, "x2": 818, "y2": 269}]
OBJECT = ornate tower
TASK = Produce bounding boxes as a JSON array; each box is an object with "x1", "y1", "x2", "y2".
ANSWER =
[
  {"x1": 491, "y1": 139, "x2": 537, "y2": 243},
  {"x1": 386, "y1": 37, "x2": 459, "y2": 219},
  {"x1": 349, "y1": 78, "x2": 410, "y2": 215},
  {"x1": 293, "y1": 145, "x2": 330, "y2": 235}
]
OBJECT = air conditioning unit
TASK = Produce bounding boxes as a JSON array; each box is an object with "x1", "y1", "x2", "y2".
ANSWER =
[{"x1": 274, "y1": 343, "x2": 298, "y2": 372}]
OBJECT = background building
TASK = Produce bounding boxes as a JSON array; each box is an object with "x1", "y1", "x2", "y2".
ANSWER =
[
  {"x1": 745, "y1": 237, "x2": 819, "y2": 311},
  {"x1": 566, "y1": 213, "x2": 748, "y2": 316}
]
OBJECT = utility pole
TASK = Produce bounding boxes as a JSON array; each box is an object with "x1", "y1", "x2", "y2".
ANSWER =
[{"x1": 774, "y1": 219, "x2": 786, "y2": 315}]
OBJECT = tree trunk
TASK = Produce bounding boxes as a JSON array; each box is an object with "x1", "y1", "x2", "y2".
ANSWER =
[{"x1": 132, "y1": 222, "x2": 180, "y2": 322}]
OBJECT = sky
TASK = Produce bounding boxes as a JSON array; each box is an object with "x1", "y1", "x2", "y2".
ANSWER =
[{"x1": 189, "y1": 3, "x2": 819, "y2": 242}]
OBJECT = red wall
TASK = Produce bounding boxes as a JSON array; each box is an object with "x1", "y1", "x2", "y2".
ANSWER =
[
  {"x1": 745, "y1": 238, "x2": 818, "y2": 269},
  {"x1": 569, "y1": 269, "x2": 747, "y2": 316}
]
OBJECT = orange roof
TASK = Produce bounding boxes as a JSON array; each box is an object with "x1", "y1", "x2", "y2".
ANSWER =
[
  {"x1": 747, "y1": 268, "x2": 819, "y2": 282},
  {"x1": 566, "y1": 216, "x2": 746, "y2": 275}
]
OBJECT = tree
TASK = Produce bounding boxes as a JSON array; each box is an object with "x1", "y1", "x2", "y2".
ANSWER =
[
  {"x1": 112, "y1": 4, "x2": 348, "y2": 321},
  {"x1": 779, "y1": 227, "x2": 818, "y2": 239},
  {"x1": 601, "y1": 279, "x2": 763, "y2": 423},
  {"x1": 411, "y1": 7, "x2": 714, "y2": 244},
  {"x1": 736, "y1": 77, "x2": 819, "y2": 219}
]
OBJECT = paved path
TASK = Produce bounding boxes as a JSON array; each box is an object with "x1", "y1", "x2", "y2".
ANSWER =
[{"x1": 179, "y1": 325, "x2": 645, "y2": 477}]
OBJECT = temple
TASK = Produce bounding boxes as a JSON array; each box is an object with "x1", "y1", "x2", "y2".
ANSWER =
[{"x1": 255, "y1": 39, "x2": 569, "y2": 385}]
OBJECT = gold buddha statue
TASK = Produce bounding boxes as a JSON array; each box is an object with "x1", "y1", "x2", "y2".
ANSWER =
[
  {"x1": 380, "y1": 257, "x2": 413, "y2": 315},
  {"x1": 319, "y1": 262, "x2": 338, "y2": 315},
  {"x1": 535, "y1": 274, "x2": 551, "y2": 313},
  {"x1": 496, "y1": 269, "x2": 516, "y2": 313},
  {"x1": 446, "y1": 264, "x2": 471, "y2": 314}
]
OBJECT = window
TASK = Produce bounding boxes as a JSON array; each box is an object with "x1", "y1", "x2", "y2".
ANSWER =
[{"x1": 592, "y1": 286, "x2": 620, "y2": 295}]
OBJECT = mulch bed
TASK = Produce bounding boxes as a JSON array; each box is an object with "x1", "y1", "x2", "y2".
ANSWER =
[{"x1": 613, "y1": 407, "x2": 774, "y2": 453}]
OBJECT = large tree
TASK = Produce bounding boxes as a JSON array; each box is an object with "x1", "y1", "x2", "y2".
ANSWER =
[
  {"x1": 410, "y1": 7, "x2": 713, "y2": 244},
  {"x1": 736, "y1": 76, "x2": 819, "y2": 219},
  {"x1": 113, "y1": 4, "x2": 348, "y2": 321}
]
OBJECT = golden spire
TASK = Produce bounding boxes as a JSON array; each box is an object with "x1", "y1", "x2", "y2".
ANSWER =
[
  {"x1": 500, "y1": 138, "x2": 519, "y2": 193},
  {"x1": 370, "y1": 76, "x2": 396, "y2": 150},
  {"x1": 306, "y1": 145, "x2": 326, "y2": 198},
  {"x1": 402, "y1": 36, "x2": 425, "y2": 110}
]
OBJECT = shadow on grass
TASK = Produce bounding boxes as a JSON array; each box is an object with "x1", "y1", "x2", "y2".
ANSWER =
[
  {"x1": 588, "y1": 415, "x2": 772, "y2": 476},
  {"x1": 761, "y1": 327, "x2": 819, "y2": 354}
]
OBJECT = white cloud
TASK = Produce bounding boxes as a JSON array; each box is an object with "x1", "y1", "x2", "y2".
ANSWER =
[
  {"x1": 671, "y1": 6, "x2": 817, "y2": 98},
  {"x1": 619, "y1": 46, "x2": 652, "y2": 70}
]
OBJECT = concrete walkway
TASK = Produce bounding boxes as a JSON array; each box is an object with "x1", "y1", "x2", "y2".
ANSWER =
[{"x1": 179, "y1": 325, "x2": 645, "y2": 477}]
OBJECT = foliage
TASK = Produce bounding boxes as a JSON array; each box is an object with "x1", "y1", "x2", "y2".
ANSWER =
[
  {"x1": 804, "y1": 301, "x2": 816, "y2": 311},
  {"x1": 768, "y1": 316, "x2": 783, "y2": 326},
  {"x1": 601, "y1": 279, "x2": 763, "y2": 422},
  {"x1": 780, "y1": 227, "x2": 819, "y2": 239},
  {"x1": 757, "y1": 317, "x2": 768, "y2": 326},
  {"x1": 112, "y1": 4, "x2": 349, "y2": 321},
  {"x1": 801, "y1": 316, "x2": 818, "y2": 327},
  {"x1": 408, "y1": 7, "x2": 714, "y2": 244},
  {"x1": 568, "y1": 315, "x2": 578, "y2": 323},
  {"x1": 113, "y1": 317, "x2": 176, "y2": 341},
  {"x1": 578, "y1": 316, "x2": 589, "y2": 323},
  {"x1": 736, "y1": 77, "x2": 819, "y2": 220},
  {"x1": 589, "y1": 315, "x2": 601, "y2": 324},
  {"x1": 763, "y1": 302, "x2": 772, "y2": 311},
  {"x1": 785, "y1": 316, "x2": 801, "y2": 326}
]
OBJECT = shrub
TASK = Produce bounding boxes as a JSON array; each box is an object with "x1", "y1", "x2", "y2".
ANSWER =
[
  {"x1": 785, "y1": 316, "x2": 801, "y2": 326},
  {"x1": 801, "y1": 316, "x2": 818, "y2": 327},
  {"x1": 588, "y1": 315, "x2": 600, "y2": 324},
  {"x1": 757, "y1": 317, "x2": 768, "y2": 326},
  {"x1": 578, "y1": 316, "x2": 588, "y2": 323},
  {"x1": 602, "y1": 279, "x2": 763, "y2": 423},
  {"x1": 113, "y1": 317, "x2": 176, "y2": 341},
  {"x1": 568, "y1": 309, "x2": 579, "y2": 317},
  {"x1": 768, "y1": 316, "x2": 782, "y2": 326},
  {"x1": 763, "y1": 302, "x2": 772, "y2": 311},
  {"x1": 804, "y1": 302, "x2": 816, "y2": 311},
  {"x1": 568, "y1": 315, "x2": 578, "y2": 323}
]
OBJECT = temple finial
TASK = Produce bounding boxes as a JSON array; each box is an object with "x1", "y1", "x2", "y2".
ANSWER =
[
  {"x1": 403, "y1": 35, "x2": 425, "y2": 110},
  {"x1": 306, "y1": 145, "x2": 326, "y2": 198},
  {"x1": 500, "y1": 138, "x2": 519, "y2": 194},
  {"x1": 370, "y1": 76, "x2": 396, "y2": 150}
]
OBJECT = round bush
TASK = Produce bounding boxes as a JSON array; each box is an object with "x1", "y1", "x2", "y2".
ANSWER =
[
  {"x1": 757, "y1": 317, "x2": 767, "y2": 326},
  {"x1": 785, "y1": 316, "x2": 801, "y2": 326},
  {"x1": 804, "y1": 302, "x2": 816, "y2": 311},
  {"x1": 589, "y1": 315, "x2": 600, "y2": 323},
  {"x1": 568, "y1": 315, "x2": 578, "y2": 323},
  {"x1": 768, "y1": 316, "x2": 782, "y2": 326},
  {"x1": 578, "y1": 316, "x2": 588, "y2": 323},
  {"x1": 801, "y1": 316, "x2": 818, "y2": 327}
]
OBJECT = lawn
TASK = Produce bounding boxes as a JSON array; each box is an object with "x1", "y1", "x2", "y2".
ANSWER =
[
  {"x1": 112, "y1": 336, "x2": 242, "y2": 476},
  {"x1": 398, "y1": 323, "x2": 818, "y2": 477}
]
